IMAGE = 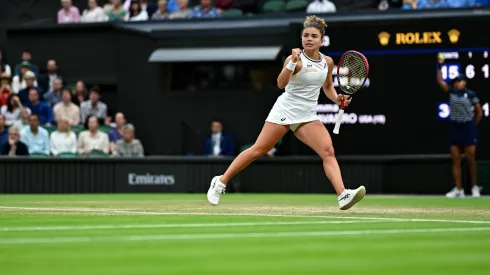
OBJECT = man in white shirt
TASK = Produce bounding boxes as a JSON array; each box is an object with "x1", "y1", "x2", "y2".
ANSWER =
[
  {"x1": 20, "y1": 114, "x2": 50, "y2": 155},
  {"x1": 306, "y1": 0, "x2": 337, "y2": 13}
]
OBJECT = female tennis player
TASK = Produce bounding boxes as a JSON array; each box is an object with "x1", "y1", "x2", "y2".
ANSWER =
[
  {"x1": 207, "y1": 15, "x2": 366, "y2": 210},
  {"x1": 437, "y1": 57, "x2": 483, "y2": 198}
]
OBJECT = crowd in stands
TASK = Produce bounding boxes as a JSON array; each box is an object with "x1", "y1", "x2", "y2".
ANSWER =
[{"x1": 0, "y1": 49, "x2": 145, "y2": 158}]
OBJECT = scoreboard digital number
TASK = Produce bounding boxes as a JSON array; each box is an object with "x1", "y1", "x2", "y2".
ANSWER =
[{"x1": 436, "y1": 50, "x2": 490, "y2": 121}]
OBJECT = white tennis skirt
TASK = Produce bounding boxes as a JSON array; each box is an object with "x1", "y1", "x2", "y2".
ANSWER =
[{"x1": 265, "y1": 94, "x2": 319, "y2": 132}]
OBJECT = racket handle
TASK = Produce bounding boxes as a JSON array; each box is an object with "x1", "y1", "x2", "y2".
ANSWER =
[{"x1": 333, "y1": 109, "x2": 344, "y2": 134}]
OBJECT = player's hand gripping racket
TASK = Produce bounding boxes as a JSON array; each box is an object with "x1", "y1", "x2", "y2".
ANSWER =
[{"x1": 333, "y1": 50, "x2": 369, "y2": 134}]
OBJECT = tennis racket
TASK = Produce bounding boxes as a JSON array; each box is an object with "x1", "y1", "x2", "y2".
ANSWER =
[{"x1": 333, "y1": 50, "x2": 369, "y2": 135}]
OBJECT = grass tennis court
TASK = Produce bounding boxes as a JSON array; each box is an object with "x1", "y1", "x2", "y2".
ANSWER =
[{"x1": 1, "y1": 194, "x2": 489, "y2": 275}]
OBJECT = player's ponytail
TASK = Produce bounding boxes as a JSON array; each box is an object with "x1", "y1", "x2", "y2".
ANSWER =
[{"x1": 303, "y1": 15, "x2": 327, "y2": 36}]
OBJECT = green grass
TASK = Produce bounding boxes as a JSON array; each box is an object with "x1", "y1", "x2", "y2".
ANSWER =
[{"x1": 0, "y1": 194, "x2": 490, "y2": 275}]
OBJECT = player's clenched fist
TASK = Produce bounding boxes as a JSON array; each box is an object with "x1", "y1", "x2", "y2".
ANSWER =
[{"x1": 291, "y1": 48, "x2": 301, "y2": 63}]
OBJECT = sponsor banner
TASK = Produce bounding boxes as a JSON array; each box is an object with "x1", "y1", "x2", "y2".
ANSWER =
[{"x1": 115, "y1": 164, "x2": 187, "y2": 193}]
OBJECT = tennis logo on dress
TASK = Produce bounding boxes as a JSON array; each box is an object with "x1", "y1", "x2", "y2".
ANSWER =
[{"x1": 281, "y1": 117, "x2": 286, "y2": 121}]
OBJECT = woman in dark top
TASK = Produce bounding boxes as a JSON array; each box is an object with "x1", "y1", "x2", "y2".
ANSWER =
[{"x1": 437, "y1": 57, "x2": 483, "y2": 198}]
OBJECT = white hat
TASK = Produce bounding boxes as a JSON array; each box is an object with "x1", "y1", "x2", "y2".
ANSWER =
[{"x1": 24, "y1": 71, "x2": 35, "y2": 79}]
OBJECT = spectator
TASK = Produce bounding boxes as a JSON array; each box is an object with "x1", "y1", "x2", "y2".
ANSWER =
[
  {"x1": 38, "y1": 59, "x2": 60, "y2": 93},
  {"x1": 0, "y1": 115, "x2": 7, "y2": 144},
  {"x1": 104, "y1": 0, "x2": 115, "y2": 12},
  {"x1": 190, "y1": 0, "x2": 220, "y2": 18},
  {"x1": 0, "y1": 127, "x2": 29, "y2": 156},
  {"x1": 11, "y1": 108, "x2": 31, "y2": 130},
  {"x1": 402, "y1": 0, "x2": 419, "y2": 9},
  {"x1": 12, "y1": 64, "x2": 39, "y2": 94},
  {"x1": 108, "y1": 112, "x2": 126, "y2": 151},
  {"x1": 78, "y1": 115, "x2": 110, "y2": 155},
  {"x1": 446, "y1": 0, "x2": 475, "y2": 7},
  {"x1": 1, "y1": 94, "x2": 31, "y2": 127},
  {"x1": 167, "y1": 0, "x2": 180, "y2": 13},
  {"x1": 307, "y1": 0, "x2": 337, "y2": 13},
  {"x1": 53, "y1": 88, "x2": 80, "y2": 126},
  {"x1": 215, "y1": 0, "x2": 233, "y2": 13},
  {"x1": 417, "y1": 0, "x2": 448, "y2": 8},
  {"x1": 203, "y1": 120, "x2": 235, "y2": 157},
  {"x1": 24, "y1": 88, "x2": 54, "y2": 127},
  {"x1": 141, "y1": 0, "x2": 158, "y2": 15},
  {"x1": 152, "y1": 0, "x2": 170, "y2": 20},
  {"x1": 44, "y1": 78, "x2": 64, "y2": 107},
  {"x1": 14, "y1": 50, "x2": 39, "y2": 77},
  {"x1": 107, "y1": 0, "x2": 128, "y2": 21},
  {"x1": 128, "y1": 0, "x2": 149, "y2": 21},
  {"x1": 0, "y1": 49, "x2": 12, "y2": 77},
  {"x1": 73, "y1": 80, "x2": 87, "y2": 106},
  {"x1": 17, "y1": 71, "x2": 43, "y2": 104},
  {"x1": 50, "y1": 117, "x2": 78, "y2": 156},
  {"x1": 112, "y1": 123, "x2": 144, "y2": 157},
  {"x1": 0, "y1": 73, "x2": 12, "y2": 107},
  {"x1": 20, "y1": 114, "x2": 50, "y2": 155},
  {"x1": 80, "y1": 86, "x2": 107, "y2": 124},
  {"x1": 81, "y1": 0, "x2": 108, "y2": 22},
  {"x1": 169, "y1": 0, "x2": 191, "y2": 18},
  {"x1": 58, "y1": 0, "x2": 81, "y2": 24}
]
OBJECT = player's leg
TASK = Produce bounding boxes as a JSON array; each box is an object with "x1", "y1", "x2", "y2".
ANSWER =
[
  {"x1": 446, "y1": 145, "x2": 465, "y2": 198},
  {"x1": 293, "y1": 120, "x2": 365, "y2": 210},
  {"x1": 207, "y1": 122, "x2": 289, "y2": 205},
  {"x1": 463, "y1": 145, "x2": 480, "y2": 197}
]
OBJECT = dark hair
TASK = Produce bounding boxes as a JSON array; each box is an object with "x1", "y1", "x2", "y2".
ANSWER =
[
  {"x1": 29, "y1": 113, "x2": 40, "y2": 121},
  {"x1": 90, "y1": 85, "x2": 101, "y2": 94},
  {"x1": 303, "y1": 15, "x2": 327, "y2": 36},
  {"x1": 211, "y1": 119, "x2": 223, "y2": 125},
  {"x1": 130, "y1": 1, "x2": 142, "y2": 17},
  {"x1": 62, "y1": 87, "x2": 72, "y2": 96},
  {"x1": 6, "y1": 94, "x2": 20, "y2": 113},
  {"x1": 84, "y1": 114, "x2": 98, "y2": 129},
  {"x1": 29, "y1": 87, "x2": 39, "y2": 95}
]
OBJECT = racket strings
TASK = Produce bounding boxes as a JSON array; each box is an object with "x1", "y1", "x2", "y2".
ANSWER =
[{"x1": 338, "y1": 53, "x2": 368, "y2": 94}]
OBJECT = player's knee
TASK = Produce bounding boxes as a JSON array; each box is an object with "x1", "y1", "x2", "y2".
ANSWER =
[
  {"x1": 451, "y1": 153, "x2": 462, "y2": 162},
  {"x1": 249, "y1": 145, "x2": 270, "y2": 159},
  {"x1": 465, "y1": 152, "x2": 476, "y2": 162},
  {"x1": 319, "y1": 146, "x2": 335, "y2": 160}
]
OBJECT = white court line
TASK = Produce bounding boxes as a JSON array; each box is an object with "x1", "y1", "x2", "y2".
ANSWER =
[
  {"x1": 1, "y1": 206, "x2": 490, "y2": 224},
  {"x1": 1, "y1": 227, "x2": 489, "y2": 245},
  {"x1": 0, "y1": 220, "x2": 385, "y2": 232}
]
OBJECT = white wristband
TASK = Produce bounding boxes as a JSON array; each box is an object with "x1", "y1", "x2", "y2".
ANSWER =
[{"x1": 286, "y1": 60, "x2": 297, "y2": 71}]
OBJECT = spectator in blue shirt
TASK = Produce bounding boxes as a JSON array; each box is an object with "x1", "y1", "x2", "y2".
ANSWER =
[
  {"x1": 14, "y1": 50, "x2": 39, "y2": 77},
  {"x1": 446, "y1": 0, "x2": 475, "y2": 7},
  {"x1": 44, "y1": 78, "x2": 64, "y2": 107},
  {"x1": 108, "y1": 112, "x2": 126, "y2": 152},
  {"x1": 203, "y1": 120, "x2": 235, "y2": 156},
  {"x1": 20, "y1": 113, "x2": 50, "y2": 155},
  {"x1": 191, "y1": 0, "x2": 220, "y2": 18},
  {"x1": 0, "y1": 114, "x2": 8, "y2": 144},
  {"x1": 18, "y1": 70, "x2": 44, "y2": 104},
  {"x1": 24, "y1": 88, "x2": 54, "y2": 126},
  {"x1": 418, "y1": 0, "x2": 448, "y2": 8}
]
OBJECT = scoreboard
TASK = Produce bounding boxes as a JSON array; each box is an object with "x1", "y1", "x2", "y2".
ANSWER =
[{"x1": 289, "y1": 15, "x2": 490, "y2": 158}]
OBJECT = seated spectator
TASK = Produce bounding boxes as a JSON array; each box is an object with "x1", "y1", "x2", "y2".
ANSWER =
[
  {"x1": 307, "y1": 0, "x2": 337, "y2": 13},
  {"x1": 167, "y1": 0, "x2": 180, "y2": 13},
  {"x1": 1, "y1": 94, "x2": 31, "y2": 127},
  {"x1": 476, "y1": 0, "x2": 489, "y2": 6},
  {"x1": 20, "y1": 114, "x2": 50, "y2": 155},
  {"x1": 80, "y1": 86, "x2": 107, "y2": 124},
  {"x1": 203, "y1": 119, "x2": 235, "y2": 157},
  {"x1": 152, "y1": 0, "x2": 170, "y2": 20},
  {"x1": 44, "y1": 78, "x2": 64, "y2": 107},
  {"x1": 0, "y1": 49, "x2": 12, "y2": 77},
  {"x1": 50, "y1": 117, "x2": 78, "y2": 156},
  {"x1": 38, "y1": 59, "x2": 61, "y2": 93},
  {"x1": 0, "y1": 127, "x2": 29, "y2": 156},
  {"x1": 11, "y1": 108, "x2": 31, "y2": 130},
  {"x1": 402, "y1": 0, "x2": 419, "y2": 9},
  {"x1": 109, "y1": 112, "x2": 126, "y2": 151},
  {"x1": 14, "y1": 50, "x2": 39, "y2": 77},
  {"x1": 417, "y1": 0, "x2": 448, "y2": 8},
  {"x1": 112, "y1": 123, "x2": 144, "y2": 157},
  {"x1": 104, "y1": 0, "x2": 115, "y2": 12},
  {"x1": 53, "y1": 88, "x2": 80, "y2": 126},
  {"x1": 78, "y1": 115, "x2": 110, "y2": 155},
  {"x1": 128, "y1": 0, "x2": 149, "y2": 21},
  {"x1": 215, "y1": 0, "x2": 233, "y2": 13},
  {"x1": 58, "y1": 0, "x2": 81, "y2": 24},
  {"x1": 24, "y1": 88, "x2": 54, "y2": 127},
  {"x1": 18, "y1": 71, "x2": 43, "y2": 104},
  {"x1": 447, "y1": 0, "x2": 476, "y2": 7},
  {"x1": 12, "y1": 65, "x2": 39, "y2": 94},
  {"x1": 191, "y1": 0, "x2": 220, "y2": 18},
  {"x1": 0, "y1": 115, "x2": 7, "y2": 144},
  {"x1": 141, "y1": 0, "x2": 158, "y2": 15},
  {"x1": 0, "y1": 73, "x2": 12, "y2": 107},
  {"x1": 169, "y1": 0, "x2": 192, "y2": 18},
  {"x1": 107, "y1": 0, "x2": 128, "y2": 21},
  {"x1": 72, "y1": 80, "x2": 87, "y2": 106},
  {"x1": 81, "y1": 0, "x2": 108, "y2": 22}
]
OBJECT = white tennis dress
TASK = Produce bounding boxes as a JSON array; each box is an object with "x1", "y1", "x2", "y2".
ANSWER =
[{"x1": 266, "y1": 50, "x2": 329, "y2": 131}]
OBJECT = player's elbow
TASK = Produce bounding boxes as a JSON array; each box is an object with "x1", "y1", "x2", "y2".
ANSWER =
[{"x1": 277, "y1": 79, "x2": 287, "y2": 90}]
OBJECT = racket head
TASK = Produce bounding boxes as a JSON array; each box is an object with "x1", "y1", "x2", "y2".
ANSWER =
[{"x1": 336, "y1": 50, "x2": 369, "y2": 95}]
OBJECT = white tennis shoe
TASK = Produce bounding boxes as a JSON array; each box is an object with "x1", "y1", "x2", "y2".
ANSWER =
[
  {"x1": 446, "y1": 187, "x2": 465, "y2": 198},
  {"x1": 472, "y1": 185, "x2": 482, "y2": 198},
  {"x1": 338, "y1": 186, "x2": 366, "y2": 210},
  {"x1": 207, "y1": 176, "x2": 226, "y2": 206}
]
